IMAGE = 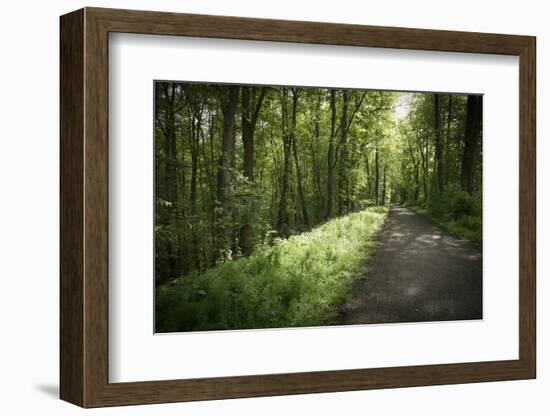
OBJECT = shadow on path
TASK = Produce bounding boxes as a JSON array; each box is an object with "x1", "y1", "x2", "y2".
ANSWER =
[{"x1": 338, "y1": 206, "x2": 482, "y2": 325}]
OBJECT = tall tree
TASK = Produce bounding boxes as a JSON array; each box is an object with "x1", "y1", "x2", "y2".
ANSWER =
[
  {"x1": 290, "y1": 88, "x2": 310, "y2": 228},
  {"x1": 310, "y1": 90, "x2": 324, "y2": 210},
  {"x1": 241, "y1": 87, "x2": 267, "y2": 182},
  {"x1": 381, "y1": 163, "x2": 388, "y2": 204},
  {"x1": 187, "y1": 87, "x2": 204, "y2": 271},
  {"x1": 216, "y1": 85, "x2": 240, "y2": 257},
  {"x1": 444, "y1": 94, "x2": 453, "y2": 186},
  {"x1": 158, "y1": 83, "x2": 186, "y2": 281},
  {"x1": 374, "y1": 145, "x2": 380, "y2": 204},
  {"x1": 414, "y1": 126, "x2": 429, "y2": 204},
  {"x1": 337, "y1": 90, "x2": 350, "y2": 215},
  {"x1": 161, "y1": 84, "x2": 180, "y2": 207},
  {"x1": 239, "y1": 86, "x2": 267, "y2": 254},
  {"x1": 461, "y1": 95, "x2": 482, "y2": 195},
  {"x1": 277, "y1": 88, "x2": 293, "y2": 237},
  {"x1": 434, "y1": 94, "x2": 444, "y2": 194},
  {"x1": 326, "y1": 90, "x2": 337, "y2": 218},
  {"x1": 406, "y1": 135, "x2": 420, "y2": 202}
]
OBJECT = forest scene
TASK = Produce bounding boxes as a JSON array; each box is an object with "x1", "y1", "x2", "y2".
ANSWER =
[{"x1": 155, "y1": 82, "x2": 483, "y2": 333}]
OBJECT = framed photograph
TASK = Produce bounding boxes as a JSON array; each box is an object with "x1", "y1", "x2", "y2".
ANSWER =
[{"x1": 60, "y1": 7, "x2": 536, "y2": 407}]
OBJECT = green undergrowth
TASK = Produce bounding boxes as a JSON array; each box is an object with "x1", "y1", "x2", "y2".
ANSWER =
[
  {"x1": 156, "y1": 206, "x2": 388, "y2": 333},
  {"x1": 407, "y1": 191, "x2": 482, "y2": 245}
]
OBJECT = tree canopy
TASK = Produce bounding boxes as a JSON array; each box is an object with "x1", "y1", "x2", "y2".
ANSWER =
[{"x1": 155, "y1": 83, "x2": 482, "y2": 286}]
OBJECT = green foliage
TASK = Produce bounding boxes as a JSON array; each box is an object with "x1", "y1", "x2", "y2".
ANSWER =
[
  {"x1": 155, "y1": 83, "x2": 401, "y2": 285},
  {"x1": 447, "y1": 216, "x2": 482, "y2": 245},
  {"x1": 449, "y1": 190, "x2": 480, "y2": 219},
  {"x1": 427, "y1": 190, "x2": 480, "y2": 219},
  {"x1": 445, "y1": 191, "x2": 482, "y2": 244},
  {"x1": 428, "y1": 192, "x2": 447, "y2": 218},
  {"x1": 395, "y1": 92, "x2": 482, "y2": 245},
  {"x1": 156, "y1": 207, "x2": 388, "y2": 332},
  {"x1": 155, "y1": 83, "x2": 483, "y2": 331},
  {"x1": 409, "y1": 188, "x2": 482, "y2": 245}
]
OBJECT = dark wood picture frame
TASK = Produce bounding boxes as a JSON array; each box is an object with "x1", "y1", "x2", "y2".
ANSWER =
[{"x1": 60, "y1": 7, "x2": 536, "y2": 408}]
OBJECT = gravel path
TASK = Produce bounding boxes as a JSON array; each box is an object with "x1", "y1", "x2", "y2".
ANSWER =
[{"x1": 339, "y1": 206, "x2": 482, "y2": 325}]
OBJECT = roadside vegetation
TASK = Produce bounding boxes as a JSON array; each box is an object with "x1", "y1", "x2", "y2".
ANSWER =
[
  {"x1": 156, "y1": 207, "x2": 387, "y2": 332},
  {"x1": 407, "y1": 190, "x2": 482, "y2": 245}
]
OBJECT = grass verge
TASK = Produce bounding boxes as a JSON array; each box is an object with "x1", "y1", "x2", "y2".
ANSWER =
[
  {"x1": 407, "y1": 205, "x2": 482, "y2": 246},
  {"x1": 156, "y1": 206, "x2": 388, "y2": 332}
]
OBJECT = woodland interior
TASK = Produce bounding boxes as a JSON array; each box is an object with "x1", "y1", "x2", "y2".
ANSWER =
[
  {"x1": 154, "y1": 81, "x2": 483, "y2": 333},
  {"x1": 57, "y1": 9, "x2": 535, "y2": 407}
]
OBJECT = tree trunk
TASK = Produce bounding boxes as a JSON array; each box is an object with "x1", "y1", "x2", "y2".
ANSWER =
[
  {"x1": 277, "y1": 88, "x2": 292, "y2": 237},
  {"x1": 423, "y1": 132, "x2": 429, "y2": 204},
  {"x1": 365, "y1": 149, "x2": 370, "y2": 196},
  {"x1": 290, "y1": 89, "x2": 309, "y2": 228},
  {"x1": 241, "y1": 87, "x2": 267, "y2": 182},
  {"x1": 381, "y1": 163, "x2": 388, "y2": 205},
  {"x1": 162, "y1": 84, "x2": 183, "y2": 281},
  {"x1": 326, "y1": 89, "x2": 337, "y2": 219},
  {"x1": 337, "y1": 90, "x2": 349, "y2": 215},
  {"x1": 461, "y1": 95, "x2": 482, "y2": 195},
  {"x1": 190, "y1": 116, "x2": 198, "y2": 216},
  {"x1": 311, "y1": 91, "x2": 324, "y2": 210},
  {"x1": 374, "y1": 146, "x2": 379, "y2": 204},
  {"x1": 242, "y1": 86, "x2": 254, "y2": 182},
  {"x1": 216, "y1": 85, "x2": 239, "y2": 258},
  {"x1": 189, "y1": 110, "x2": 200, "y2": 271},
  {"x1": 445, "y1": 95, "x2": 453, "y2": 185},
  {"x1": 434, "y1": 94, "x2": 444, "y2": 194},
  {"x1": 207, "y1": 112, "x2": 217, "y2": 267},
  {"x1": 406, "y1": 136, "x2": 420, "y2": 204},
  {"x1": 239, "y1": 87, "x2": 267, "y2": 255},
  {"x1": 163, "y1": 84, "x2": 179, "y2": 206}
]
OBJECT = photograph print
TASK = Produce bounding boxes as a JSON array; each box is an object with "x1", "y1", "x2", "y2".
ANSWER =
[{"x1": 154, "y1": 82, "x2": 483, "y2": 333}]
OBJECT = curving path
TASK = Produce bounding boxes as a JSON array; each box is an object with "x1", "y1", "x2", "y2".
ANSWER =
[{"x1": 340, "y1": 206, "x2": 482, "y2": 325}]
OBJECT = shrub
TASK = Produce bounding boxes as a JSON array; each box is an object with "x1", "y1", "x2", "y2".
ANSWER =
[
  {"x1": 428, "y1": 193, "x2": 447, "y2": 218},
  {"x1": 156, "y1": 207, "x2": 388, "y2": 332},
  {"x1": 413, "y1": 189, "x2": 482, "y2": 245},
  {"x1": 447, "y1": 216, "x2": 482, "y2": 245},
  {"x1": 450, "y1": 191, "x2": 478, "y2": 219}
]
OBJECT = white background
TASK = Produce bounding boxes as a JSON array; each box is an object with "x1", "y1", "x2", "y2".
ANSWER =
[
  {"x1": 109, "y1": 34, "x2": 519, "y2": 382},
  {"x1": 0, "y1": 0, "x2": 546, "y2": 414}
]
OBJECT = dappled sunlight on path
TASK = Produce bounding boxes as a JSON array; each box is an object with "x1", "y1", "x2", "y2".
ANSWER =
[{"x1": 339, "y1": 206, "x2": 482, "y2": 325}]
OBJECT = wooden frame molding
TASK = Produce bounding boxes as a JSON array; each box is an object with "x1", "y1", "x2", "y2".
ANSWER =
[{"x1": 60, "y1": 7, "x2": 536, "y2": 408}]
